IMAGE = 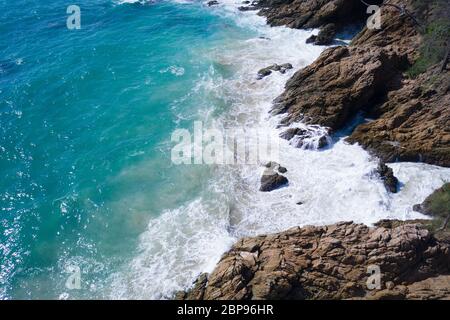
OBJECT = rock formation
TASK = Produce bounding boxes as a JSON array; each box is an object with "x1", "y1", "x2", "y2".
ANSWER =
[
  {"x1": 347, "y1": 65, "x2": 450, "y2": 167},
  {"x1": 259, "y1": 162, "x2": 289, "y2": 192},
  {"x1": 376, "y1": 162, "x2": 398, "y2": 193},
  {"x1": 178, "y1": 222, "x2": 450, "y2": 300},
  {"x1": 257, "y1": 63, "x2": 293, "y2": 79},
  {"x1": 269, "y1": 0, "x2": 449, "y2": 167}
]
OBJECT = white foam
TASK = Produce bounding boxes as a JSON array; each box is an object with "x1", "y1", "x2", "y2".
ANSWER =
[{"x1": 108, "y1": 1, "x2": 450, "y2": 299}]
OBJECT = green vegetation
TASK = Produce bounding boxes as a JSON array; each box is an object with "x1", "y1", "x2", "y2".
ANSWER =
[
  {"x1": 407, "y1": 0, "x2": 450, "y2": 78},
  {"x1": 415, "y1": 183, "x2": 450, "y2": 238},
  {"x1": 421, "y1": 183, "x2": 450, "y2": 218}
]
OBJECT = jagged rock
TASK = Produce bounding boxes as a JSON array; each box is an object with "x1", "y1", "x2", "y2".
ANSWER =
[
  {"x1": 279, "y1": 128, "x2": 308, "y2": 141},
  {"x1": 376, "y1": 162, "x2": 398, "y2": 193},
  {"x1": 207, "y1": 0, "x2": 219, "y2": 6},
  {"x1": 347, "y1": 66, "x2": 450, "y2": 167},
  {"x1": 260, "y1": 165, "x2": 288, "y2": 192},
  {"x1": 257, "y1": 63, "x2": 293, "y2": 79},
  {"x1": 269, "y1": 1, "x2": 450, "y2": 167},
  {"x1": 280, "y1": 127, "x2": 329, "y2": 149},
  {"x1": 306, "y1": 23, "x2": 336, "y2": 45},
  {"x1": 179, "y1": 222, "x2": 450, "y2": 300},
  {"x1": 271, "y1": 45, "x2": 409, "y2": 130},
  {"x1": 256, "y1": 0, "x2": 375, "y2": 30},
  {"x1": 174, "y1": 273, "x2": 208, "y2": 300},
  {"x1": 405, "y1": 276, "x2": 450, "y2": 300},
  {"x1": 305, "y1": 35, "x2": 317, "y2": 44}
]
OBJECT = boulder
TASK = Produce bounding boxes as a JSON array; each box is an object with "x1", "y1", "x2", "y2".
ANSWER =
[{"x1": 259, "y1": 166, "x2": 288, "y2": 192}]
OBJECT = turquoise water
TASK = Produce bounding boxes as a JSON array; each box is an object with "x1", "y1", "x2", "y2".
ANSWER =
[
  {"x1": 0, "y1": 0, "x2": 253, "y2": 299},
  {"x1": 3, "y1": 0, "x2": 450, "y2": 300}
]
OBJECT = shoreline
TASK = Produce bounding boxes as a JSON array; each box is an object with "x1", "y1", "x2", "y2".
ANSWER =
[{"x1": 176, "y1": 0, "x2": 450, "y2": 300}]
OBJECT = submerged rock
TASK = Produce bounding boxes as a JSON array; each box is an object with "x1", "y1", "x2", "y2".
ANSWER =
[
  {"x1": 279, "y1": 127, "x2": 329, "y2": 149},
  {"x1": 178, "y1": 222, "x2": 450, "y2": 300},
  {"x1": 257, "y1": 63, "x2": 292, "y2": 79},
  {"x1": 238, "y1": 5, "x2": 258, "y2": 11}
]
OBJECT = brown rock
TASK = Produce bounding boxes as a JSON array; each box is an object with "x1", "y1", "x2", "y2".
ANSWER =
[
  {"x1": 256, "y1": 0, "x2": 371, "y2": 30},
  {"x1": 347, "y1": 67, "x2": 450, "y2": 167},
  {"x1": 178, "y1": 222, "x2": 450, "y2": 300},
  {"x1": 376, "y1": 162, "x2": 399, "y2": 193}
]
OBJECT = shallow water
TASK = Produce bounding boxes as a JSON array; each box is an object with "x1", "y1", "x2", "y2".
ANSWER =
[{"x1": 1, "y1": 0, "x2": 449, "y2": 299}]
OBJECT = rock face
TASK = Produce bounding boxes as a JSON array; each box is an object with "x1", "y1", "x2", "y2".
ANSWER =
[
  {"x1": 347, "y1": 66, "x2": 450, "y2": 167},
  {"x1": 306, "y1": 23, "x2": 337, "y2": 45},
  {"x1": 256, "y1": 0, "x2": 372, "y2": 30},
  {"x1": 376, "y1": 162, "x2": 398, "y2": 193},
  {"x1": 269, "y1": 0, "x2": 449, "y2": 167},
  {"x1": 272, "y1": 45, "x2": 409, "y2": 130},
  {"x1": 255, "y1": 0, "x2": 383, "y2": 45},
  {"x1": 271, "y1": 0, "x2": 419, "y2": 130},
  {"x1": 179, "y1": 222, "x2": 450, "y2": 300}
]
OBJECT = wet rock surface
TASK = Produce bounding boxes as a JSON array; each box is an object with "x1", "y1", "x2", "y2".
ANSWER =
[
  {"x1": 257, "y1": 63, "x2": 293, "y2": 79},
  {"x1": 306, "y1": 23, "x2": 337, "y2": 45},
  {"x1": 260, "y1": 162, "x2": 289, "y2": 192},
  {"x1": 376, "y1": 162, "x2": 398, "y2": 193},
  {"x1": 179, "y1": 222, "x2": 450, "y2": 300},
  {"x1": 279, "y1": 127, "x2": 329, "y2": 149}
]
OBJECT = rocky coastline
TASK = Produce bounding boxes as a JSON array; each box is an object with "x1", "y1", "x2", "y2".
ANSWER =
[{"x1": 182, "y1": 0, "x2": 450, "y2": 299}]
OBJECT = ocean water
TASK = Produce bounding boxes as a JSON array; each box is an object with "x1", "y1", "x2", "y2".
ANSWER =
[{"x1": 1, "y1": 0, "x2": 450, "y2": 299}]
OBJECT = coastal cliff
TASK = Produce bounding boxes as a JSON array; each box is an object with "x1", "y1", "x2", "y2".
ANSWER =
[
  {"x1": 177, "y1": 221, "x2": 450, "y2": 300},
  {"x1": 179, "y1": 0, "x2": 450, "y2": 300},
  {"x1": 271, "y1": 0, "x2": 449, "y2": 166}
]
